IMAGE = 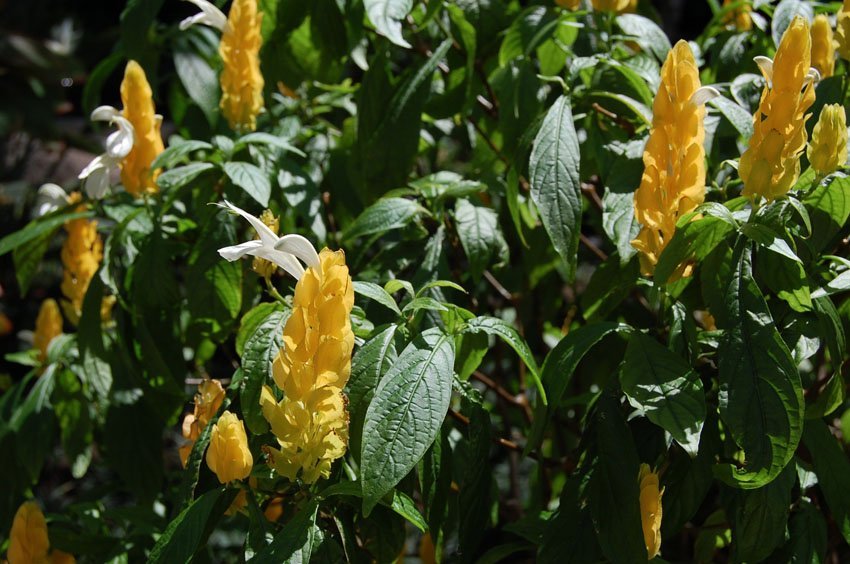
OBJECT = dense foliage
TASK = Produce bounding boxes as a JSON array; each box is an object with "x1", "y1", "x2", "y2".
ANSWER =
[{"x1": 2, "y1": 0, "x2": 850, "y2": 562}]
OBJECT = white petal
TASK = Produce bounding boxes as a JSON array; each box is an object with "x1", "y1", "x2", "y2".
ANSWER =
[
  {"x1": 274, "y1": 234, "x2": 320, "y2": 270},
  {"x1": 217, "y1": 200, "x2": 279, "y2": 245},
  {"x1": 106, "y1": 118, "x2": 135, "y2": 159},
  {"x1": 689, "y1": 86, "x2": 721, "y2": 106},
  {"x1": 252, "y1": 247, "x2": 306, "y2": 280},
  {"x1": 84, "y1": 166, "x2": 112, "y2": 199},
  {"x1": 78, "y1": 154, "x2": 108, "y2": 180},
  {"x1": 91, "y1": 105, "x2": 121, "y2": 122},
  {"x1": 753, "y1": 56, "x2": 774, "y2": 88},
  {"x1": 806, "y1": 67, "x2": 821, "y2": 83},
  {"x1": 219, "y1": 240, "x2": 264, "y2": 261},
  {"x1": 179, "y1": 0, "x2": 227, "y2": 31},
  {"x1": 34, "y1": 183, "x2": 69, "y2": 217}
]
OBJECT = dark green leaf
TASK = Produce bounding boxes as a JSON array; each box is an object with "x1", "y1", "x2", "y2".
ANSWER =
[
  {"x1": 157, "y1": 162, "x2": 217, "y2": 191},
  {"x1": 731, "y1": 463, "x2": 795, "y2": 562},
  {"x1": 802, "y1": 419, "x2": 850, "y2": 544},
  {"x1": 149, "y1": 487, "x2": 235, "y2": 564},
  {"x1": 240, "y1": 308, "x2": 290, "y2": 434},
  {"x1": 453, "y1": 199, "x2": 509, "y2": 280},
  {"x1": 344, "y1": 198, "x2": 425, "y2": 240}
]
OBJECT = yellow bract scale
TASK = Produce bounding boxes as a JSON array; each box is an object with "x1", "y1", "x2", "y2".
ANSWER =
[
  {"x1": 33, "y1": 299, "x2": 62, "y2": 363},
  {"x1": 206, "y1": 410, "x2": 253, "y2": 484},
  {"x1": 120, "y1": 61, "x2": 164, "y2": 197},
  {"x1": 631, "y1": 40, "x2": 707, "y2": 277},
  {"x1": 811, "y1": 14, "x2": 835, "y2": 78},
  {"x1": 639, "y1": 464, "x2": 663, "y2": 560},
  {"x1": 220, "y1": 0, "x2": 264, "y2": 132},
  {"x1": 262, "y1": 248, "x2": 354, "y2": 484},
  {"x1": 740, "y1": 16, "x2": 816, "y2": 203}
]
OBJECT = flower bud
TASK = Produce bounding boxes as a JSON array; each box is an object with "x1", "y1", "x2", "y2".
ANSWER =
[
  {"x1": 206, "y1": 411, "x2": 253, "y2": 483},
  {"x1": 639, "y1": 464, "x2": 663, "y2": 560},
  {"x1": 8, "y1": 501, "x2": 50, "y2": 563},
  {"x1": 33, "y1": 299, "x2": 62, "y2": 363},
  {"x1": 811, "y1": 14, "x2": 835, "y2": 78},
  {"x1": 808, "y1": 104, "x2": 848, "y2": 176}
]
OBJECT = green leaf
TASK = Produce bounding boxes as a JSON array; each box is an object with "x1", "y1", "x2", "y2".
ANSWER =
[
  {"x1": 587, "y1": 394, "x2": 647, "y2": 563},
  {"x1": 715, "y1": 241, "x2": 803, "y2": 489},
  {"x1": 453, "y1": 199, "x2": 509, "y2": 280},
  {"x1": 0, "y1": 210, "x2": 91, "y2": 257},
  {"x1": 463, "y1": 316, "x2": 542, "y2": 397},
  {"x1": 620, "y1": 332, "x2": 706, "y2": 456},
  {"x1": 149, "y1": 487, "x2": 235, "y2": 564},
  {"x1": 151, "y1": 140, "x2": 214, "y2": 170},
  {"x1": 457, "y1": 401, "x2": 493, "y2": 555},
  {"x1": 236, "y1": 302, "x2": 284, "y2": 357},
  {"x1": 529, "y1": 95, "x2": 582, "y2": 281},
  {"x1": 616, "y1": 14, "x2": 672, "y2": 62},
  {"x1": 802, "y1": 419, "x2": 850, "y2": 544},
  {"x1": 360, "y1": 328, "x2": 455, "y2": 514},
  {"x1": 347, "y1": 324, "x2": 399, "y2": 460},
  {"x1": 224, "y1": 162, "x2": 272, "y2": 207},
  {"x1": 655, "y1": 215, "x2": 736, "y2": 285},
  {"x1": 783, "y1": 499, "x2": 828, "y2": 563},
  {"x1": 235, "y1": 132, "x2": 305, "y2": 156},
  {"x1": 539, "y1": 478, "x2": 601, "y2": 563},
  {"x1": 731, "y1": 463, "x2": 795, "y2": 562},
  {"x1": 344, "y1": 198, "x2": 425, "y2": 240},
  {"x1": 251, "y1": 501, "x2": 319, "y2": 563},
  {"x1": 803, "y1": 176, "x2": 850, "y2": 253},
  {"x1": 353, "y1": 281, "x2": 402, "y2": 316},
  {"x1": 741, "y1": 223, "x2": 801, "y2": 263},
  {"x1": 157, "y1": 162, "x2": 216, "y2": 191},
  {"x1": 581, "y1": 254, "x2": 639, "y2": 321},
  {"x1": 240, "y1": 308, "x2": 290, "y2": 434},
  {"x1": 13, "y1": 223, "x2": 55, "y2": 295},
  {"x1": 174, "y1": 397, "x2": 227, "y2": 515},
  {"x1": 401, "y1": 296, "x2": 448, "y2": 315},
  {"x1": 173, "y1": 35, "x2": 220, "y2": 126},
  {"x1": 364, "y1": 0, "x2": 413, "y2": 48},
  {"x1": 758, "y1": 249, "x2": 811, "y2": 312},
  {"x1": 498, "y1": 6, "x2": 559, "y2": 65},
  {"x1": 709, "y1": 95, "x2": 753, "y2": 140}
]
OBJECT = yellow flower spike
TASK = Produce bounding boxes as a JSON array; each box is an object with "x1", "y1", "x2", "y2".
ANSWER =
[
  {"x1": 811, "y1": 14, "x2": 835, "y2": 78},
  {"x1": 252, "y1": 210, "x2": 280, "y2": 279},
  {"x1": 60, "y1": 193, "x2": 103, "y2": 325},
  {"x1": 631, "y1": 41, "x2": 716, "y2": 277},
  {"x1": 33, "y1": 299, "x2": 62, "y2": 363},
  {"x1": 8, "y1": 501, "x2": 50, "y2": 564},
  {"x1": 206, "y1": 410, "x2": 253, "y2": 483},
  {"x1": 179, "y1": 379, "x2": 226, "y2": 467},
  {"x1": 261, "y1": 248, "x2": 354, "y2": 484},
  {"x1": 808, "y1": 104, "x2": 848, "y2": 176},
  {"x1": 120, "y1": 61, "x2": 164, "y2": 197},
  {"x1": 219, "y1": 0, "x2": 264, "y2": 132},
  {"x1": 837, "y1": 0, "x2": 850, "y2": 61},
  {"x1": 722, "y1": 0, "x2": 752, "y2": 31},
  {"x1": 740, "y1": 16, "x2": 817, "y2": 203},
  {"x1": 638, "y1": 464, "x2": 663, "y2": 560}
]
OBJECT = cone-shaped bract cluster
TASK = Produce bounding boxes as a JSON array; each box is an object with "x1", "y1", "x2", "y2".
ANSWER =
[
  {"x1": 120, "y1": 61, "x2": 164, "y2": 196},
  {"x1": 740, "y1": 16, "x2": 816, "y2": 203},
  {"x1": 60, "y1": 194, "x2": 103, "y2": 325},
  {"x1": 808, "y1": 104, "x2": 848, "y2": 176},
  {"x1": 33, "y1": 299, "x2": 62, "y2": 363},
  {"x1": 261, "y1": 248, "x2": 354, "y2": 484},
  {"x1": 639, "y1": 464, "x2": 663, "y2": 560},
  {"x1": 220, "y1": 0, "x2": 264, "y2": 132},
  {"x1": 631, "y1": 40, "x2": 708, "y2": 277},
  {"x1": 207, "y1": 410, "x2": 253, "y2": 483}
]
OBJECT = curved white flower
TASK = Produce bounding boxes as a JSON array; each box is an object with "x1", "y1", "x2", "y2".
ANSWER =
[
  {"x1": 34, "y1": 183, "x2": 70, "y2": 217},
  {"x1": 216, "y1": 200, "x2": 320, "y2": 280},
  {"x1": 79, "y1": 105, "x2": 135, "y2": 200},
  {"x1": 179, "y1": 0, "x2": 227, "y2": 32}
]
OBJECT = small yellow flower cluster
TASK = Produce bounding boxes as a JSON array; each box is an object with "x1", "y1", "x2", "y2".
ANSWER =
[
  {"x1": 7, "y1": 502, "x2": 75, "y2": 564},
  {"x1": 179, "y1": 378, "x2": 226, "y2": 466},
  {"x1": 33, "y1": 299, "x2": 62, "y2": 363},
  {"x1": 60, "y1": 194, "x2": 106, "y2": 325},
  {"x1": 631, "y1": 41, "x2": 709, "y2": 277},
  {"x1": 740, "y1": 16, "x2": 817, "y2": 203},
  {"x1": 219, "y1": 0, "x2": 265, "y2": 132},
  {"x1": 261, "y1": 248, "x2": 355, "y2": 484},
  {"x1": 808, "y1": 104, "x2": 848, "y2": 176},
  {"x1": 638, "y1": 464, "x2": 663, "y2": 560},
  {"x1": 252, "y1": 210, "x2": 280, "y2": 279},
  {"x1": 120, "y1": 61, "x2": 164, "y2": 196},
  {"x1": 207, "y1": 410, "x2": 254, "y2": 483},
  {"x1": 722, "y1": 0, "x2": 752, "y2": 31}
]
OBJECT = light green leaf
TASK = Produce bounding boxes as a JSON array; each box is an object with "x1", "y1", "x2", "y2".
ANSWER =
[
  {"x1": 529, "y1": 95, "x2": 582, "y2": 280},
  {"x1": 151, "y1": 140, "x2": 214, "y2": 170},
  {"x1": 364, "y1": 0, "x2": 413, "y2": 48},
  {"x1": 157, "y1": 162, "x2": 216, "y2": 191},
  {"x1": 616, "y1": 14, "x2": 672, "y2": 62},
  {"x1": 344, "y1": 198, "x2": 425, "y2": 240},
  {"x1": 453, "y1": 199, "x2": 509, "y2": 280},
  {"x1": 354, "y1": 281, "x2": 402, "y2": 316},
  {"x1": 361, "y1": 328, "x2": 455, "y2": 514},
  {"x1": 463, "y1": 316, "x2": 542, "y2": 397},
  {"x1": 223, "y1": 161, "x2": 272, "y2": 207}
]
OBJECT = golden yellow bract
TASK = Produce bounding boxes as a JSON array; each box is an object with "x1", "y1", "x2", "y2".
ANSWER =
[
  {"x1": 206, "y1": 410, "x2": 253, "y2": 483},
  {"x1": 220, "y1": 0, "x2": 264, "y2": 132},
  {"x1": 740, "y1": 16, "x2": 816, "y2": 203},
  {"x1": 808, "y1": 104, "x2": 848, "y2": 176},
  {"x1": 836, "y1": 0, "x2": 850, "y2": 61},
  {"x1": 639, "y1": 464, "x2": 663, "y2": 560},
  {"x1": 631, "y1": 40, "x2": 707, "y2": 277},
  {"x1": 591, "y1": 0, "x2": 635, "y2": 12},
  {"x1": 722, "y1": 0, "x2": 752, "y2": 31},
  {"x1": 60, "y1": 194, "x2": 104, "y2": 325},
  {"x1": 120, "y1": 61, "x2": 164, "y2": 197},
  {"x1": 7, "y1": 502, "x2": 76, "y2": 564},
  {"x1": 556, "y1": 0, "x2": 581, "y2": 9},
  {"x1": 261, "y1": 248, "x2": 354, "y2": 484},
  {"x1": 811, "y1": 14, "x2": 835, "y2": 78},
  {"x1": 179, "y1": 378, "x2": 226, "y2": 466},
  {"x1": 33, "y1": 299, "x2": 62, "y2": 363}
]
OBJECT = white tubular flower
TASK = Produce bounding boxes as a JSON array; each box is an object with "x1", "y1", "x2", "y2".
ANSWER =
[
  {"x1": 34, "y1": 183, "x2": 70, "y2": 217},
  {"x1": 79, "y1": 105, "x2": 135, "y2": 200},
  {"x1": 179, "y1": 0, "x2": 227, "y2": 31},
  {"x1": 216, "y1": 200, "x2": 320, "y2": 280}
]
